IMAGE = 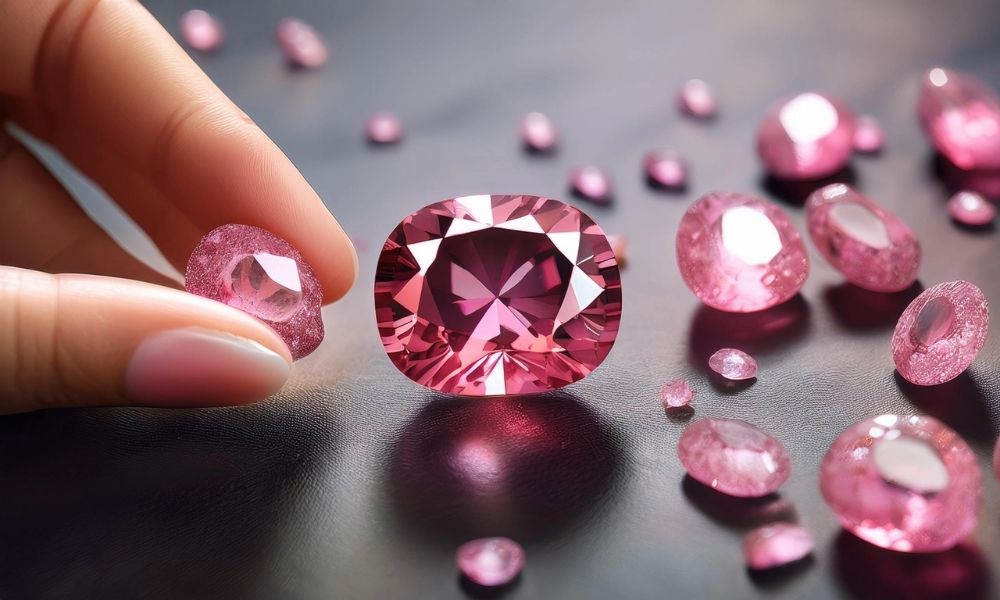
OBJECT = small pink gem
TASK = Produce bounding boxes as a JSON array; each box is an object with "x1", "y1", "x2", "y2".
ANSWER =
[
  {"x1": 947, "y1": 190, "x2": 996, "y2": 226},
  {"x1": 744, "y1": 523, "x2": 814, "y2": 570},
  {"x1": 678, "y1": 418, "x2": 791, "y2": 497},
  {"x1": 806, "y1": 184, "x2": 921, "y2": 292},
  {"x1": 456, "y1": 537, "x2": 525, "y2": 587},
  {"x1": 756, "y1": 92, "x2": 856, "y2": 179},
  {"x1": 180, "y1": 10, "x2": 224, "y2": 52},
  {"x1": 677, "y1": 79, "x2": 717, "y2": 119},
  {"x1": 660, "y1": 378, "x2": 694, "y2": 409},
  {"x1": 366, "y1": 112, "x2": 403, "y2": 144},
  {"x1": 891, "y1": 280, "x2": 989, "y2": 386},
  {"x1": 643, "y1": 150, "x2": 688, "y2": 189},
  {"x1": 918, "y1": 68, "x2": 1000, "y2": 171},
  {"x1": 520, "y1": 112, "x2": 558, "y2": 152},
  {"x1": 276, "y1": 18, "x2": 328, "y2": 68},
  {"x1": 676, "y1": 191, "x2": 809, "y2": 312},
  {"x1": 853, "y1": 115, "x2": 885, "y2": 154},
  {"x1": 569, "y1": 166, "x2": 613, "y2": 204},
  {"x1": 820, "y1": 415, "x2": 981, "y2": 553},
  {"x1": 606, "y1": 234, "x2": 627, "y2": 268},
  {"x1": 186, "y1": 224, "x2": 324, "y2": 359},
  {"x1": 708, "y1": 348, "x2": 757, "y2": 380}
]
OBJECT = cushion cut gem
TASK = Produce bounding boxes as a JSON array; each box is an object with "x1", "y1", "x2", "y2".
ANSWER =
[{"x1": 677, "y1": 418, "x2": 791, "y2": 497}]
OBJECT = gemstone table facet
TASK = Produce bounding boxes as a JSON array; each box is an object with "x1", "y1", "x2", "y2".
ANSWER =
[
  {"x1": 677, "y1": 418, "x2": 791, "y2": 497},
  {"x1": 918, "y1": 68, "x2": 1000, "y2": 171},
  {"x1": 744, "y1": 523, "x2": 814, "y2": 570},
  {"x1": 756, "y1": 92, "x2": 856, "y2": 179},
  {"x1": 456, "y1": 537, "x2": 525, "y2": 587}
]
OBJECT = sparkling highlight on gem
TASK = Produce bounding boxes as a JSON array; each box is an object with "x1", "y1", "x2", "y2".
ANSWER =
[
  {"x1": 918, "y1": 68, "x2": 1000, "y2": 171},
  {"x1": 948, "y1": 190, "x2": 996, "y2": 226},
  {"x1": 708, "y1": 348, "x2": 757, "y2": 380}
]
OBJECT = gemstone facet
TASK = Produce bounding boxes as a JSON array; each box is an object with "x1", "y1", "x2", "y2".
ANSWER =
[
  {"x1": 676, "y1": 191, "x2": 809, "y2": 312},
  {"x1": 366, "y1": 112, "x2": 403, "y2": 144},
  {"x1": 643, "y1": 150, "x2": 688, "y2": 190},
  {"x1": 520, "y1": 112, "x2": 558, "y2": 152},
  {"x1": 744, "y1": 523, "x2": 814, "y2": 570},
  {"x1": 374, "y1": 194, "x2": 622, "y2": 396},
  {"x1": 853, "y1": 115, "x2": 885, "y2": 154},
  {"x1": 456, "y1": 537, "x2": 525, "y2": 587},
  {"x1": 276, "y1": 18, "x2": 328, "y2": 68},
  {"x1": 918, "y1": 68, "x2": 1000, "y2": 171},
  {"x1": 677, "y1": 418, "x2": 791, "y2": 497},
  {"x1": 948, "y1": 190, "x2": 996, "y2": 226},
  {"x1": 708, "y1": 348, "x2": 757, "y2": 380},
  {"x1": 820, "y1": 415, "x2": 981, "y2": 553},
  {"x1": 660, "y1": 378, "x2": 694, "y2": 409},
  {"x1": 756, "y1": 92, "x2": 856, "y2": 179},
  {"x1": 891, "y1": 280, "x2": 989, "y2": 386},
  {"x1": 806, "y1": 184, "x2": 921, "y2": 292},
  {"x1": 677, "y1": 79, "x2": 717, "y2": 119},
  {"x1": 569, "y1": 166, "x2": 613, "y2": 204},
  {"x1": 180, "y1": 9, "x2": 224, "y2": 52}
]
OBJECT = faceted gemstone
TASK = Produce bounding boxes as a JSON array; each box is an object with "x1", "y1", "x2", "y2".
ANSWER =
[
  {"x1": 918, "y1": 68, "x2": 1000, "y2": 171},
  {"x1": 743, "y1": 523, "x2": 814, "y2": 570},
  {"x1": 660, "y1": 378, "x2": 694, "y2": 409},
  {"x1": 948, "y1": 190, "x2": 996, "y2": 226},
  {"x1": 676, "y1": 191, "x2": 809, "y2": 312},
  {"x1": 366, "y1": 112, "x2": 403, "y2": 144},
  {"x1": 643, "y1": 150, "x2": 688, "y2": 190},
  {"x1": 853, "y1": 115, "x2": 885, "y2": 154},
  {"x1": 374, "y1": 194, "x2": 622, "y2": 396},
  {"x1": 677, "y1": 418, "x2": 791, "y2": 497},
  {"x1": 569, "y1": 166, "x2": 613, "y2": 204},
  {"x1": 520, "y1": 112, "x2": 558, "y2": 152},
  {"x1": 806, "y1": 184, "x2": 921, "y2": 292},
  {"x1": 708, "y1": 348, "x2": 757, "y2": 380},
  {"x1": 276, "y1": 18, "x2": 328, "y2": 68},
  {"x1": 456, "y1": 537, "x2": 525, "y2": 587},
  {"x1": 180, "y1": 9, "x2": 224, "y2": 52},
  {"x1": 606, "y1": 234, "x2": 627, "y2": 268},
  {"x1": 677, "y1": 79, "x2": 717, "y2": 119},
  {"x1": 756, "y1": 92, "x2": 856, "y2": 179},
  {"x1": 820, "y1": 415, "x2": 981, "y2": 553},
  {"x1": 186, "y1": 224, "x2": 324, "y2": 359},
  {"x1": 891, "y1": 280, "x2": 989, "y2": 386}
]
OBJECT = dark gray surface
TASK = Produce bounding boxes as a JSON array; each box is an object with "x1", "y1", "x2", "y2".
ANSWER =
[{"x1": 3, "y1": 1, "x2": 1000, "y2": 598}]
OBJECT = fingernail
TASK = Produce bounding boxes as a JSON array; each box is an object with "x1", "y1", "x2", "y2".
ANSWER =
[{"x1": 124, "y1": 328, "x2": 290, "y2": 407}]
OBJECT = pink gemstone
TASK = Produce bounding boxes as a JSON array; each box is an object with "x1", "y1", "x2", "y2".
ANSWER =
[
  {"x1": 947, "y1": 190, "x2": 996, "y2": 226},
  {"x1": 708, "y1": 348, "x2": 757, "y2": 380},
  {"x1": 456, "y1": 537, "x2": 525, "y2": 587},
  {"x1": 677, "y1": 418, "x2": 791, "y2": 497},
  {"x1": 677, "y1": 79, "x2": 717, "y2": 119},
  {"x1": 185, "y1": 224, "x2": 324, "y2": 359},
  {"x1": 660, "y1": 378, "x2": 694, "y2": 409},
  {"x1": 853, "y1": 115, "x2": 885, "y2": 154},
  {"x1": 744, "y1": 523, "x2": 814, "y2": 570},
  {"x1": 676, "y1": 191, "x2": 809, "y2": 312},
  {"x1": 180, "y1": 10, "x2": 224, "y2": 52},
  {"x1": 276, "y1": 18, "x2": 328, "y2": 68},
  {"x1": 820, "y1": 414, "x2": 981, "y2": 553},
  {"x1": 643, "y1": 150, "x2": 688, "y2": 189},
  {"x1": 366, "y1": 112, "x2": 403, "y2": 144},
  {"x1": 756, "y1": 92, "x2": 856, "y2": 179},
  {"x1": 891, "y1": 280, "x2": 989, "y2": 386},
  {"x1": 569, "y1": 166, "x2": 613, "y2": 204},
  {"x1": 520, "y1": 112, "x2": 558, "y2": 152},
  {"x1": 918, "y1": 68, "x2": 1000, "y2": 171},
  {"x1": 374, "y1": 194, "x2": 622, "y2": 396},
  {"x1": 606, "y1": 234, "x2": 627, "y2": 268},
  {"x1": 806, "y1": 184, "x2": 921, "y2": 292}
]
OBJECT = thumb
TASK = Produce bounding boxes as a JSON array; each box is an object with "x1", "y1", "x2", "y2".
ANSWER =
[{"x1": 0, "y1": 266, "x2": 293, "y2": 413}]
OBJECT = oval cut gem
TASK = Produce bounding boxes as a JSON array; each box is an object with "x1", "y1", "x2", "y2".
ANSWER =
[
  {"x1": 918, "y1": 68, "x2": 1000, "y2": 171},
  {"x1": 643, "y1": 150, "x2": 688, "y2": 190},
  {"x1": 678, "y1": 418, "x2": 791, "y2": 497},
  {"x1": 569, "y1": 166, "x2": 613, "y2": 204},
  {"x1": 708, "y1": 348, "x2": 757, "y2": 380},
  {"x1": 948, "y1": 190, "x2": 996, "y2": 226},
  {"x1": 520, "y1": 112, "x2": 558, "y2": 152},
  {"x1": 756, "y1": 92, "x2": 856, "y2": 179}
]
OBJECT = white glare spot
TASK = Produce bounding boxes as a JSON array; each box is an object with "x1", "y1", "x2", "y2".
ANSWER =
[
  {"x1": 721, "y1": 206, "x2": 782, "y2": 265},
  {"x1": 873, "y1": 437, "x2": 949, "y2": 494},
  {"x1": 779, "y1": 93, "x2": 839, "y2": 143}
]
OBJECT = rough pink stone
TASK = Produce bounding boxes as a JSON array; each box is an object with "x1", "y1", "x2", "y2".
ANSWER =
[
  {"x1": 569, "y1": 166, "x2": 613, "y2": 204},
  {"x1": 708, "y1": 348, "x2": 757, "y2": 380},
  {"x1": 185, "y1": 224, "x2": 324, "y2": 359},
  {"x1": 947, "y1": 190, "x2": 996, "y2": 226},
  {"x1": 677, "y1": 79, "x2": 717, "y2": 119},
  {"x1": 853, "y1": 115, "x2": 885, "y2": 154},
  {"x1": 891, "y1": 280, "x2": 989, "y2": 386},
  {"x1": 806, "y1": 183, "x2": 921, "y2": 292},
  {"x1": 520, "y1": 112, "x2": 558, "y2": 152},
  {"x1": 366, "y1": 112, "x2": 403, "y2": 144},
  {"x1": 660, "y1": 378, "x2": 694, "y2": 409},
  {"x1": 643, "y1": 150, "x2": 688, "y2": 189},
  {"x1": 918, "y1": 68, "x2": 1000, "y2": 171},
  {"x1": 606, "y1": 234, "x2": 627, "y2": 268},
  {"x1": 180, "y1": 9, "x2": 224, "y2": 52},
  {"x1": 374, "y1": 194, "x2": 622, "y2": 396},
  {"x1": 744, "y1": 523, "x2": 814, "y2": 570},
  {"x1": 676, "y1": 191, "x2": 809, "y2": 312},
  {"x1": 820, "y1": 414, "x2": 981, "y2": 553},
  {"x1": 677, "y1": 418, "x2": 790, "y2": 497},
  {"x1": 456, "y1": 537, "x2": 525, "y2": 587},
  {"x1": 756, "y1": 92, "x2": 856, "y2": 179},
  {"x1": 276, "y1": 18, "x2": 328, "y2": 68}
]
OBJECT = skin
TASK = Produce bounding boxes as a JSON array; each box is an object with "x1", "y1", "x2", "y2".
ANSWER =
[{"x1": 0, "y1": 0, "x2": 357, "y2": 413}]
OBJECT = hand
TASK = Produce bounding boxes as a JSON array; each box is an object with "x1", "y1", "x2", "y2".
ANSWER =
[{"x1": 0, "y1": 0, "x2": 357, "y2": 413}]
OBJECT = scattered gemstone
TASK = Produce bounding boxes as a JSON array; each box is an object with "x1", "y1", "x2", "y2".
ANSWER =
[
  {"x1": 607, "y1": 234, "x2": 627, "y2": 268},
  {"x1": 366, "y1": 111, "x2": 403, "y2": 144},
  {"x1": 186, "y1": 224, "x2": 324, "y2": 359},
  {"x1": 660, "y1": 378, "x2": 694, "y2": 409},
  {"x1": 676, "y1": 191, "x2": 809, "y2": 312},
  {"x1": 180, "y1": 9, "x2": 224, "y2": 52},
  {"x1": 918, "y1": 68, "x2": 1000, "y2": 171},
  {"x1": 891, "y1": 280, "x2": 989, "y2": 386},
  {"x1": 677, "y1": 79, "x2": 717, "y2": 119},
  {"x1": 456, "y1": 537, "x2": 525, "y2": 587},
  {"x1": 853, "y1": 115, "x2": 885, "y2": 154},
  {"x1": 643, "y1": 150, "x2": 688, "y2": 190},
  {"x1": 520, "y1": 112, "x2": 558, "y2": 152},
  {"x1": 708, "y1": 348, "x2": 758, "y2": 380},
  {"x1": 744, "y1": 523, "x2": 814, "y2": 570},
  {"x1": 569, "y1": 166, "x2": 613, "y2": 204},
  {"x1": 805, "y1": 184, "x2": 921, "y2": 292},
  {"x1": 820, "y1": 414, "x2": 981, "y2": 553},
  {"x1": 947, "y1": 190, "x2": 996, "y2": 226},
  {"x1": 374, "y1": 194, "x2": 622, "y2": 396},
  {"x1": 276, "y1": 17, "x2": 328, "y2": 68},
  {"x1": 756, "y1": 92, "x2": 856, "y2": 180},
  {"x1": 677, "y1": 418, "x2": 791, "y2": 497}
]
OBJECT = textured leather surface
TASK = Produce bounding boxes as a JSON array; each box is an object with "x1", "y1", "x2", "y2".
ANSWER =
[{"x1": 3, "y1": 1, "x2": 1000, "y2": 599}]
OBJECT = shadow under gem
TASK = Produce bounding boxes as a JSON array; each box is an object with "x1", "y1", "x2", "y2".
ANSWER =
[
  {"x1": 760, "y1": 165, "x2": 857, "y2": 207},
  {"x1": 894, "y1": 371, "x2": 997, "y2": 442},
  {"x1": 680, "y1": 475, "x2": 798, "y2": 532},
  {"x1": 928, "y1": 151, "x2": 1000, "y2": 199},
  {"x1": 824, "y1": 281, "x2": 923, "y2": 332}
]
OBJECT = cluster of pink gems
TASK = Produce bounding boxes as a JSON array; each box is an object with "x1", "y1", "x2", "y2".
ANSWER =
[
  {"x1": 918, "y1": 68, "x2": 1000, "y2": 171},
  {"x1": 520, "y1": 112, "x2": 558, "y2": 152},
  {"x1": 366, "y1": 112, "x2": 404, "y2": 144},
  {"x1": 743, "y1": 523, "x2": 814, "y2": 570},
  {"x1": 820, "y1": 414, "x2": 981, "y2": 553},
  {"x1": 180, "y1": 9, "x2": 224, "y2": 52},
  {"x1": 660, "y1": 378, "x2": 694, "y2": 409},
  {"x1": 374, "y1": 194, "x2": 622, "y2": 396},
  {"x1": 276, "y1": 18, "x2": 328, "y2": 68},
  {"x1": 456, "y1": 537, "x2": 525, "y2": 587},
  {"x1": 677, "y1": 418, "x2": 790, "y2": 497},
  {"x1": 891, "y1": 280, "x2": 989, "y2": 386},
  {"x1": 708, "y1": 348, "x2": 757, "y2": 380},
  {"x1": 756, "y1": 92, "x2": 856, "y2": 180},
  {"x1": 569, "y1": 166, "x2": 613, "y2": 204},
  {"x1": 948, "y1": 190, "x2": 996, "y2": 226},
  {"x1": 643, "y1": 150, "x2": 688, "y2": 190}
]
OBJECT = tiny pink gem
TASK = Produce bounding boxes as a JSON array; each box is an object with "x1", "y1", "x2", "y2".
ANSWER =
[
  {"x1": 806, "y1": 184, "x2": 921, "y2": 292},
  {"x1": 853, "y1": 115, "x2": 885, "y2": 154},
  {"x1": 180, "y1": 10, "x2": 224, "y2": 52},
  {"x1": 676, "y1": 191, "x2": 809, "y2": 312},
  {"x1": 606, "y1": 234, "x2": 627, "y2": 268},
  {"x1": 677, "y1": 79, "x2": 717, "y2": 119},
  {"x1": 520, "y1": 112, "x2": 558, "y2": 152},
  {"x1": 569, "y1": 166, "x2": 613, "y2": 204},
  {"x1": 891, "y1": 280, "x2": 989, "y2": 386},
  {"x1": 708, "y1": 348, "x2": 757, "y2": 380},
  {"x1": 821, "y1": 415, "x2": 981, "y2": 553},
  {"x1": 276, "y1": 18, "x2": 328, "y2": 68},
  {"x1": 456, "y1": 537, "x2": 525, "y2": 587},
  {"x1": 918, "y1": 68, "x2": 1000, "y2": 171},
  {"x1": 366, "y1": 112, "x2": 403, "y2": 144},
  {"x1": 677, "y1": 418, "x2": 791, "y2": 497},
  {"x1": 660, "y1": 378, "x2": 694, "y2": 409},
  {"x1": 743, "y1": 523, "x2": 814, "y2": 570},
  {"x1": 947, "y1": 190, "x2": 996, "y2": 226},
  {"x1": 643, "y1": 150, "x2": 688, "y2": 189},
  {"x1": 756, "y1": 92, "x2": 856, "y2": 179}
]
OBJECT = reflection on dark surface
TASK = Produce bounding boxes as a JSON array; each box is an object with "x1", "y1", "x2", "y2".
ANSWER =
[
  {"x1": 894, "y1": 371, "x2": 997, "y2": 441},
  {"x1": 824, "y1": 282, "x2": 923, "y2": 331},
  {"x1": 459, "y1": 573, "x2": 521, "y2": 599},
  {"x1": 929, "y1": 152, "x2": 1000, "y2": 199},
  {"x1": 747, "y1": 555, "x2": 815, "y2": 589},
  {"x1": 760, "y1": 165, "x2": 857, "y2": 206},
  {"x1": 834, "y1": 531, "x2": 989, "y2": 600},
  {"x1": 681, "y1": 476, "x2": 797, "y2": 531},
  {"x1": 388, "y1": 393, "x2": 624, "y2": 544}
]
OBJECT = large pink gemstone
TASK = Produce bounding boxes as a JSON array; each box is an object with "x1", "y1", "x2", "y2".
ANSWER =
[
  {"x1": 820, "y1": 415, "x2": 981, "y2": 553},
  {"x1": 891, "y1": 280, "x2": 989, "y2": 386},
  {"x1": 374, "y1": 194, "x2": 622, "y2": 396},
  {"x1": 456, "y1": 537, "x2": 525, "y2": 587},
  {"x1": 756, "y1": 92, "x2": 856, "y2": 179},
  {"x1": 743, "y1": 523, "x2": 814, "y2": 570},
  {"x1": 918, "y1": 68, "x2": 1000, "y2": 171},
  {"x1": 676, "y1": 191, "x2": 809, "y2": 313},
  {"x1": 677, "y1": 418, "x2": 791, "y2": 497},
  {"x1": 806, "y1": 184, "x2": 921, "y2": 292}
]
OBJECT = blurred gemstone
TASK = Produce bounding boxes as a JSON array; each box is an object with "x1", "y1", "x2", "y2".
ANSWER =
[
  {"x1": 643, "y1": 150, "x2": 688, "y2": 189},
  {"x1": 180, "y1": 9, "x2": 224, "y2": 52},
  {"x1": 806, "y1": 184, "x2": 920, "y2": 292},
  {"x1": 456, "y1": 537, "x2": 525, "y2": 587},
  {"x1": 744, "y1": 523, "x2": 814, "y2": 570},
  {"x1": 607, "y1": 234, "x2": 627, "y2": 268},
  {"x1": 520, "y1": 112, "x2": 558, "y2": 152},
  {"x1": 948, "y1": 190, "x2": 996, "y2": 226},
  {"x1": 569, "y1": 166, "x2": 613, "y2": 204},
  {"x1": 678, "y1": 418, "x2": 791, "y2": 497},
  {"x1": 366, "y1": 111, "x2": 403, "y2": 144},
  {"x1": 676, "y1": 191, "x2": 809, "y2": 312},
  {"x1": 853, "y1": 115, "x2": 885, "y2": 154},
  {"x1": 660, "y1": 378, "x2": 694, "y2": 409},
  {"x1": 678, "y1": 79, "x2": 717, "y2": 119},
  {"x1": 276, "y1": 17, "x2": 327, "y2": 68},
  {"x1": 820, "y1": 415, "x2": 981, "y2": 553},
  {"x1": 918, "y1": 68, "x2": 1000, "y2": 171},
  {"x1": 708, "y1": 348, "x2": 757, "y2": 380},
  {"x1": 756, "y1": 92, "x2": 856, "y2": 179}
]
